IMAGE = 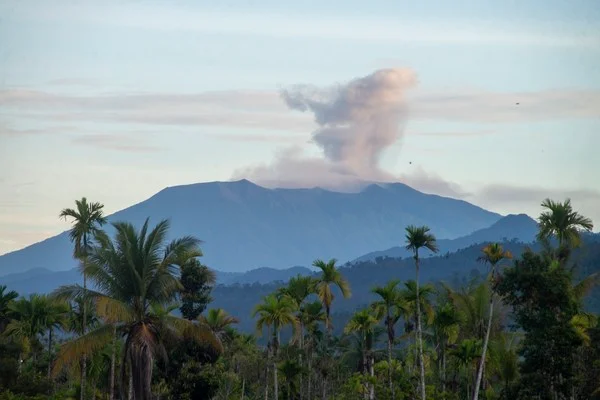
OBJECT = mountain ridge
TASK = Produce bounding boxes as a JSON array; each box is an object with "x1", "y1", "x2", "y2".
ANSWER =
[
  {"x1": 0, "y1": 179, "x2": 502, "y2": 275},
  {"x1": 354, "y1": 213, "x2": 539, "y2": 262}
]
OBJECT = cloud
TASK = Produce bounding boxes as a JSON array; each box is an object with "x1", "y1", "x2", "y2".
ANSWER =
[
  {"x1": 70, "y1": 134, "x2": 162, "y2": 153},
  {"x1": 398, "y1": 167, "x2": 471, "y2": 198},
  {"x1": 409, "y1": 89, "x2": 600, "y2": 123},
  {"x1": 474, "y1": 184, "x2": 600, "y2": 204},
  {"x1": 2, "y1": 86, "x2": 599, "y2": 132}
]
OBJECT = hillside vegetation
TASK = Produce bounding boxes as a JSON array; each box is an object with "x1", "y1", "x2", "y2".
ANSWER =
[{"x1": 0, "y1": 197, "x2": 598, "y2": 400}]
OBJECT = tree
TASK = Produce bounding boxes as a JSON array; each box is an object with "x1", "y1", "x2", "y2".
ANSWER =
[
  {"x1": 298, "y1": 301, "x2": 325, "y2": 400},
  {"x1": 5, "y1": 295, "x2": 68, "y2": 367},
  {"x1": 254, "y1": 294, "x2": 299, "y2": 400},
  {"x1": 198, "y1": 308, "x2": 239, "y2": 347},
  {"x1": 537, "y1": 198, "x2": 593, "y2": 249},
  {"x1": 313, "y1": 259, "x2": 351, "y2": 333},
  {"x1": 179, "y1": 259, "x2": 216, "y2": 320},
  {"x1": 345, "y1": 309, "x2": 379, "y2": 400},
  {"x1": 52, "y1": 218, "x2": 222, "y2": 400},
  {"x1": 371, "y1": 279, "x2": 406, "y2": 400},
  {"x1": 405, "y1": 225, "x2": 439, "y2": 400},
  {"x1": 472, "y1": 243, "x2": 512, "y2": 400},
  {"x1": 0, "y1": 285, "x2": 18, "y2": 333},
  {"x1": 60, "y1": 197, "x2": 106, "y2": 400},
  {"x1": 430, "y1": 302, "x2": 461, "y2": 394},
  {"x1": 494, "y1": 249, "x2": 582, "y2": 399},
  {"x1": 41, "y1": 297, "x2": 69, "y2": 379}
]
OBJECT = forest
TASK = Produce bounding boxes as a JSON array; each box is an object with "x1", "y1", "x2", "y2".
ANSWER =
[{"x1": 0, "y1": 198, "x2": 598, "y2": 400}]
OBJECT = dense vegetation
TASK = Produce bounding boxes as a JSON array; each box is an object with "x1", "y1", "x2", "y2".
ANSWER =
[{"x1": 0, "y1": 197, "x2": 599, "y2": 399}]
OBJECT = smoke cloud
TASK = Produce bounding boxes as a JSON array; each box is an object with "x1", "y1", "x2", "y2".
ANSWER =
[{"x1": 235, "y1": 68, "x2": 417, "y2": 189}]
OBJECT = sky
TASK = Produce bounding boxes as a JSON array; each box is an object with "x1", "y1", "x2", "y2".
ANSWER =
[{"x1": 1, "y1": 0, "x2": 599, "y2": 255}]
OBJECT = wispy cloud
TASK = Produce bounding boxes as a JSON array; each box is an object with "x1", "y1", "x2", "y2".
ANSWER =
[
  {"x1": 70, "y1": 134, "x2": 162, "y2": 153},
  {"x1": 2, "y1": 87, "x2": 599, "y2": 131}
]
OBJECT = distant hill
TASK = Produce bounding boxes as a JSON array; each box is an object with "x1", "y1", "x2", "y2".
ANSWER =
[
  {"x1": 0, "y1": 180, "x2": 501, "y2": 275},
  {"x1": 3, "y1": 265, "x2": 314, "y2": 296},
  {"x1": 6, "y1": 234, "x2": 600, "y2": 334},
  {"x1": 354, "y1": 213, "x2": 538, "y2": 262}
]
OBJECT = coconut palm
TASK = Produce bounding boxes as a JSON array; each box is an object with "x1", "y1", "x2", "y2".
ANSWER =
[
  {"x1": 405, "y1": 225, "x2": 438, "y2": 400},
  {"x1": 537, "y1": 198, "x2": 593, "y2": 249},
  {"x1": 312, "y1": 259, "x2": 351, "y2": 333},
  {"x1": 371, "y1": 279, "x2": 407, "y2": 399},
  {"x1": 60, "y1": 197, "x2": 106, "y2": 400},
  {"x1": 198, "y1": 308, "x2": 239, "y2": 346},
  {"x1": 472, "y1": 243, "x2": 512, "y2": 400},
  {"x1": 345, "y1": 309, "x2": 380, "y2": 400},
  {"x1": 254, "y1": 294, "x2": 299, "y2": 400},
  {"x1": 52, "y1": 218, "x2": 222, "y2": 400}
]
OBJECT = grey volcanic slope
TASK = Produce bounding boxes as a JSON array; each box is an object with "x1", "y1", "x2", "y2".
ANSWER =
[
  {"x1": 0, "y1": 179, "x2": 501, "y2": 275},
  {"x1": 354, "y1": 213, "x2": 539, "y2": 262}
]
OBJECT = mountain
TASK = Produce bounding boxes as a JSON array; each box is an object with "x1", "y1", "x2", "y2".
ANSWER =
[
  {"x1": 4, "y1": 265, "x2": 314, "y2": 297},
  {"x1": 354, "y1": 213, "x2": 538, "y2": 262},
  {"x1": 6, "y1": 234, "x2": 600, "y2": 334},
  {"x1": 0, "y1": 179, "x2": 501, "y2": 275},
  {"x1": 219, "y1": 266, "x2": 314, "y2": 285}
]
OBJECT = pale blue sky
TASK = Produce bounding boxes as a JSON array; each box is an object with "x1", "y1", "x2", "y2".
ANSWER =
[{"x1": 1, "y1": 0, "x2": 599, "y2": 254}]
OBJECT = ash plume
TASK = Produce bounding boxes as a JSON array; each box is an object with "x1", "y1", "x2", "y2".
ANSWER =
[{"x1": 234, "y1": 68, "x2": 417, "y2": 189}]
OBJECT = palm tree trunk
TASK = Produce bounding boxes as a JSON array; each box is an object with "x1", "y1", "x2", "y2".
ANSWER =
[
  {"x1": 274, "y1": 329, "x2": 280, "y2": 400},
  {"x1": 47, "y1": 328, "x2": 53, "y2": 379},
  {"x1": 369, "y1": 353, "x2": 375, "y2": 400},
  {"x1": 415, "y1": 254, "x2": 427, "y2": 400},
  {"x1": 81, "y1": 254, "x2": 88, "y2": 400},
  {"x1": 473, "y1": 283, "x2": 495, "y2": 400},
  {"x1": 387, "y1": 317, "x2": 394, "y2": 400},
  {"x1": 274, "y1": 359, "x2": 279, "y2": 400},
  {"x1": 241, "y1": 377, "x2": 245, "y2": 400},
  {"x1": 307, "y1": 350, "x2": 312, "y2": 400},
  {"x1": 264, "y1": 362, "x2": 269, "y2": 400},
  {"x1": 109, "y1": 326, "x2": 116, "y2": 400},
  {"x1": 299, "y1": 323, "x2": 304, "y2": 400},
  {"x1": 442, "y1": 346, "x2": 447, "y2": 395}
]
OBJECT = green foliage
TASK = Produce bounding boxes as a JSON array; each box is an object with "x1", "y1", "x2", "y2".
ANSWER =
[
  {"x1": 2, "y1": 197, "x2": 599, "y2": 400},
  {"x1": 495, "y1": 249, "x2": 583, "y2": 399},
  {"x1": 179, "y1": 259, "x2": 215, "y2": 320}
]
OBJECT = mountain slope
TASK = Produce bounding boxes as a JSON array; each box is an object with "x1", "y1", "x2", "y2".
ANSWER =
[
  {"x1": 0, "y1": 180, "x2": 501, "y2": 275},
  {"x1": 354, "y1": 213, "x2": 538, "y2": 262}
]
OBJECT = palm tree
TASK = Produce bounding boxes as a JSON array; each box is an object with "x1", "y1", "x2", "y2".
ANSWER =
[
  {"x1": 430, "y1": 302, "x2": 461, "y2": 394},
  {"x1": 0, "y1": 285, "x2": 18, "y2": 332},
  {"x1": 472, "y1": 243, "x2": 512, "y2": 400},
  {"x1": 60, "y1": 197, "x2": 106, "y2": 400},
  {"x1": 371, "y1": 279, "x2": 406, "y2": 400},
  {"x1": 198, "y1": 308, "x2": 239, "y2": 346},
  {"x1": 312, "y1": 259, "x2": 351, "y2": 333},
  {"x1": 298, "y1": 301, "x2": 325, "y2": 400},
  {"x1": 450, "y1": 339, "x2": 481, "y2": 399},
  {"x1": 405, "y1": 225, "x2": 439, "y2": 400},
  {"x1": 401, "y1": 281, "x2": 435, "y2": 378},
  {"x1": 254, "y1": 294, "x2": 299, "y2": 400},
  {"x1": 537, "y1": 198, "x2": 593, "y2": 249},
  {"x1": 5, "y1": 295, "x2": 47, "y2": 367},
  {"x1": 52, "y1": 218, "x2": 222, "y2": 400},
  {"x1": 345, "y1": 309, "x2": 379, "y2": 400},
  {"x1": 43, "y1": 297, "x2": 69, "y2": 379},
  {"x1": 278, "y1": 275, "x2": 316, "y2": 400}
]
